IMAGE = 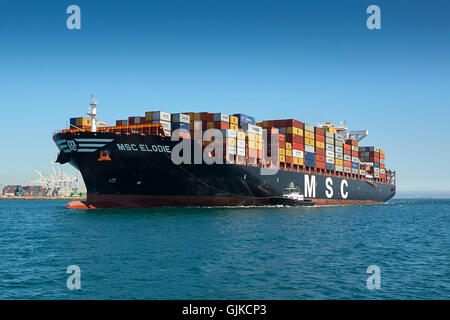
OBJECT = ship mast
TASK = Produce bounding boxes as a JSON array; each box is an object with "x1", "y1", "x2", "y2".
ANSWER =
[{"x1": 87, "y1": 95, "x2": 98, "y2": 132}]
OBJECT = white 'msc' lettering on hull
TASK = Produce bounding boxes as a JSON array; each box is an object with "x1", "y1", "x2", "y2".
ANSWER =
[
  {"x1": 304, "y1": 174, "x2": 349, "y2": 199},
  {"x1": 116, "y1": 143, "x2": 171, "y2": 153}
]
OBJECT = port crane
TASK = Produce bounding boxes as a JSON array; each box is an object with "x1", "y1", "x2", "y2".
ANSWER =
[
  {"x1": 32, "y1": 160, "x2": 86, "y2": 196},
  {"x1": 318, "y1": 121, "x2": 368, "y2": 142}
]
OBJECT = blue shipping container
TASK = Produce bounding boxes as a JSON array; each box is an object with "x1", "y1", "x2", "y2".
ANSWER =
[
  {"x1": 305, "y1": 159, "x2": 315, "y2": 167},
  {"x1": 233, "y1": 113, "x2": 255, "y2": 125},
  {"x1": 172, "y1": 122, "x2": 190, "y2": 131},
  {"x1": 305, "y1": 152, "x2": 315, "y2": 161},
  {"x1": 374, "y1": 162, "x2": 380, "y2": 167},
  {"x1": 352, "y1": 162, "x2": 359, "y2": 169},
  {"x1": 326, "y1": 163, "x2": 335, "y2": 171},
  {"x1": 70, "y1": 118, "x2": 77, "y2": 125}
]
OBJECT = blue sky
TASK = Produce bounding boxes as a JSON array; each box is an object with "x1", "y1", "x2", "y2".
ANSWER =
[{"x1": 0, "y1": 0, "x2": 449, "y2": 195}]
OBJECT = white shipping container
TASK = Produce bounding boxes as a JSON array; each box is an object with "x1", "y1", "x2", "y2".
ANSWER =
[
  {"x1": 96, "y1": 120, "x2": 108, "y2": 127},
  {"x1": 374, "y1": 147, "x2": 380, "y2": 152},
  {"x1": 335, "y1": 141, "x2": 343, "y2": 147},
  {"x1": 214, "y1": 113, "x2": 230, "y2": 122},
  {"x1": 380, "y1": 168, "x2": 386, "y2": 174},
  {"x1": 304, "y1": 145, "x2": 315, "y2": 153},
  {"x1": 380, "y1": 158, "x2": 385, "y2": 164},
  {"x1": 304, "y1": 124, "x2": 314, "y2": 132},
  {"x1": 326, "y1": 150, "x2": 334, "y2": 158},
  {"x1": 221, "y1": 129, "x2": 237, "y2": 138},
  {"x1": 240, "y1": 123, "x2": 263, "y2": 135},
  {"x1": 172, "y1": 113, "x2": 190, "y2": 123},
  {"x1": 344, "y1": 155, "x2": 351, "y2": 161},
  {"x1": 152, "y1": 111, "x2": 171, "y2": 122},
  {"x1": 225, "y1": 146, "x2": 237, "y2": 155},
  {"x1": 374, "y1": 167, "x2": 380, "y2": 173},
  {"x1": 292, "y1": 149, "x2": 304, "y2": 158},
  {"x1": 237, "y1": 147, "x2": 246, "y2": 157},
  {"x1": 153, "y1": 120, "x2": 171, "y2": 132},
  {"x1": 351, "y1": 156, "x2": 359, "y2": 163},
  {"x1": 237, "y1": 139, "x2": 246, "y2": 148},
  {"x1": 351, "y1": 145, "x2": 359, "y2": 152},
  {"x1": 325, "y1": 131, "x2": 334, "y2": 138},
  {"x1": 326, "y1": 144, "x2": 334, "y2": 151},
  {"x1": 335, "y1": 153, "x2": 343, "y2": 160},
  {"x1": 352, "y1": 168, "x2": 358, "y2": 174},
  {"x1": 335, "y1": 165, "x2": 344, "y2": 172},
  {"x1": 335, "y1": 146, "x2": 343, "y2": 153},
  {"x1": 344, "y1": 167, "x2": 352, "y2": 173},
  {"x1": 326, "y1": 137, "x2": 334, "y2": 145},
  {"x1": 359, "y1": 169, "x2": 366, "y2": 176},
  {"x1": 374, "y1": 172, "x2": 380, "y2": 178},
  {"x1": 335, "y1": 134, "x2": 345, "y2": 142},
  {"x1": 326, "y1": 156, "x2": 334, "y2": 164}
]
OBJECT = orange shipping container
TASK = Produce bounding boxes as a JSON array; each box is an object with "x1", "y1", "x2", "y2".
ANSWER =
[{"x1": 315, "y1": 134, "x2": 324, "y2": 142}]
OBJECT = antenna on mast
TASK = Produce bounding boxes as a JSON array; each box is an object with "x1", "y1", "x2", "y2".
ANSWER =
[{"x1": 87, "y1": 95, "x2": 98, "y2": 132}]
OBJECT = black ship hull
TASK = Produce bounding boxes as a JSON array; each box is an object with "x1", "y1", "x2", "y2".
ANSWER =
[{"x1": 53, "y1": 132, "x2": 396, "y2": 209}]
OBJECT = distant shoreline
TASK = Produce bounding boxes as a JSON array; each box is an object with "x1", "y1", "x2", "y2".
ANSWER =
[{"x1": 0, "y1": 196, "x2": 86, "y2": 200}]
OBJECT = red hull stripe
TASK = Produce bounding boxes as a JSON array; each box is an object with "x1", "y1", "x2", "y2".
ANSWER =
[{"x1": 66, "y1": 194, "x2": 384, "y2": 209}]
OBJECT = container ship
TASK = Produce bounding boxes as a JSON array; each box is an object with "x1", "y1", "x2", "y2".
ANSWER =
[{"x1": 53, "y1": 97, "x2": 396, "y2": 209}]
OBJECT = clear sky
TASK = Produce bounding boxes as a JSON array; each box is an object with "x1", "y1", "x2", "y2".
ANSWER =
[{"x1": 0, "y1": 0, "x2": 449, "y2": 196}]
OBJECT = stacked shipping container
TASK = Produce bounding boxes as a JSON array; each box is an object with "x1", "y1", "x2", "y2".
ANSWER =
[
  {"x1": 359, "y1": 147, "x2": 386, "y2": 180},
  {"x1": 2, "y1": 185, "x2": 45, "y2": 197},
  {"x1": 66, "y1": 111, "x2": 390, "y2": 182}
]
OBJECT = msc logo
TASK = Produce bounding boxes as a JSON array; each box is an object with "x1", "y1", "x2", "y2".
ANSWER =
[{"x1": 67, "y1": 140, "x2": 78, "y2": 151}]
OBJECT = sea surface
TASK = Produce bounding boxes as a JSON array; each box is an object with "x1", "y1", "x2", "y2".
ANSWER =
[{"x1": 0, "y1": 199, "x2": 448, "y2": 300}]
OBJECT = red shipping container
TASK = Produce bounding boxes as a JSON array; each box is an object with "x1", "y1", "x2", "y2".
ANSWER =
[
  {"x1": 344, "y1": 149, "x2": 351, "y2": 155},
  {"x1": 316, "y1": 155, "x2": 325, "y2": 162},
  {"x1": 380, "y1": 153, "x2": 385, "y2": 159},
  {"x1": 352, "y1": 150, "x2": 358, "y2": 157},
  {"x1": 343, "y1": 160, "x2": 352, "y2": 167},
  {"x1": 213, "y1": 121, "x2": 229, "y2": 130},
  {"x1": 285, "y1": 134, "x2": 302, "y2": 144},
  {"x1": 279, "y1": 134, "x2": 286, "y2": 142},
  {"x1": 315, "y1": 161, "x2": 326, "y2": 169},
  {"x1": 279, "y1": 141, "x2": 286, "y2": 148},
  {"x1": 315, "y1": 134, "x2": 325, "y2": 142},
  {"x1": 314, "y1": 127, "x2": 325, "y2": 135},
  {"x1": 315, "y1": 148, "x2": 325, "y2": 155},
  {"x1": 343, "y1": 144, "x2": 351, "y2": 150},
  {"x1": 292, "y1": 142, "x2": 303, "y2": 150},
  {"x1": 285, "y1": 156, "x2": 293, "y2": 163},
  {"x1": 273, "y1": 120, "x2": 285, "y2": 127},
  {"x1": 272, "y1": 119, "x2": 301, "y2": 128},
  {"x1": 128, "y1": 116, "x2": 142, "y2": 125}
]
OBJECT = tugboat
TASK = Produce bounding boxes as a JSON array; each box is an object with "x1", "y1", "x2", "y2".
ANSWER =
[{"x1": 268, "y1": 182, "x2": 315, "y2": 206}]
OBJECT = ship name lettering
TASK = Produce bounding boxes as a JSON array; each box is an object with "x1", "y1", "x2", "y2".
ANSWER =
[
  {"x1": 304, "y1": 174, "x2": 316, "y2": 198},
  {"x1": 325, "y1": 177, "x2": 333, "y2": 198},
  {"x1": 341, "y1": 179, "x2": 348, "y2": 199},
  {"x1": 117, "y1": 143, "x2": 170, "y2": 153}
]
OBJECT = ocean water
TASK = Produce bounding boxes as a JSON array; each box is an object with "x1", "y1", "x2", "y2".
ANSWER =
[{"x1": 0, "y1": 199, "x2": 448, "y2": 300}]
